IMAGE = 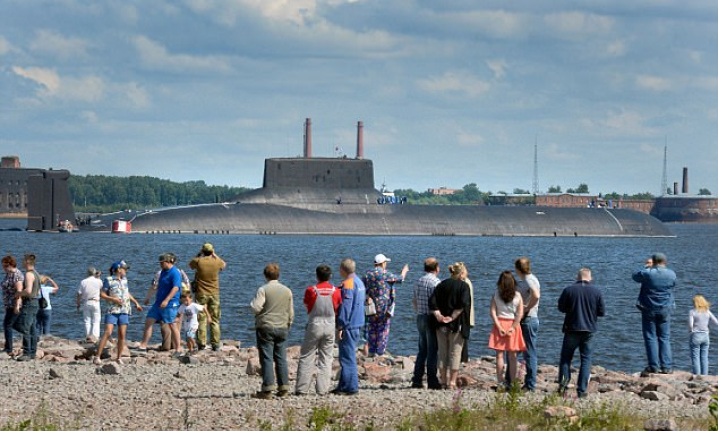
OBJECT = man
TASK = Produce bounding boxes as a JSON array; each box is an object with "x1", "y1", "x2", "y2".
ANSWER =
[
  {"x1": 633, "y1": 252, "x2": 677, "y2": 374},
  {"x1": 138, "y1": 253, "x2": 182, "y2": 354},
  {"x1": 411, "y1": 257, "x2": 441, "y2": 389},
  {"x1": 144, "y1": 261, "x2": 191, "y2": 351},
  {"x1": 295, "y1": 264, "x2": 342, "y2": 395},
  {"x1": 14, "y1": 254, "x2": 41, "y2": 361},
  {"x1": 334, "y1": 258, "x2": 366, "y2": 395},
  {"x1": 557, "y1": 268, "x2": 605, "y2": 398},
  {"x1": 363, "y1": 253, "x2": 408, "y2": 357},
  {"x1": 250, "y1": 263, "x2": 294, "y2": 399},
  {"x1": 516, "y1": 257, "x2": 541, "y2": 391},
  {"x1": 77, "y1": 266, "x2": 103, "y2": 342},
  {"x1": 189, "y1": 243, "x2": 226, "y2": 351}
]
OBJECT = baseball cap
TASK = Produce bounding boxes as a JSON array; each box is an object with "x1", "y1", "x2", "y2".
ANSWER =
[
  {"x1": 110, "y1": 260, "x2": 130, "y2": 274},
  {"x1": 374, "y1": 254, "x2": 391, "y2": 265},
  {"x1": 202, "y1": 243, "x2": 214, "y2": 253},
  {"x1": 158, "y1": 253, "x2": 176, "y2": 264}
]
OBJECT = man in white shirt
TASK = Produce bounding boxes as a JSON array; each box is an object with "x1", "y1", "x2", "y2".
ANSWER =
[{"x1": 76, "y1": 267, "x2": 103, "y2": 341}]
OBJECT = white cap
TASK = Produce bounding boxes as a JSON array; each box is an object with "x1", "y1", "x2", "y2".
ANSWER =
[{"x1": 374, "y1": 254, "x2": 391, "y2": 265}]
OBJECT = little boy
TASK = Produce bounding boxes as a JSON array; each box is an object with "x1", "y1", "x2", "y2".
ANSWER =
[{"x1": 176, "y1": 293, "x2": 211, "y2": 353}]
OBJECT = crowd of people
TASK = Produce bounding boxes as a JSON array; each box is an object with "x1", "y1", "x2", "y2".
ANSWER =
[{"x1": 1, "y1": 247, "x2": 713, "y2": 399}]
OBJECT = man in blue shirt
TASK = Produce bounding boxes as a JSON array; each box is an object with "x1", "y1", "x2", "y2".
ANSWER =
[
  {"x1": 411, "y1": 257, "x2": 441, "y2": 389},
  {"x1": 557, "y1": 268, "x2": 605, "y2": 398},
  {"x1": 333, "y1": 258, "x2": 365, "y2": 395},
  {"x1": 633, "y1": 252, "x2": 677, "y2": 374},
  {"x1": 138, "y1": 253, "x2": 182, "y2": 354}
]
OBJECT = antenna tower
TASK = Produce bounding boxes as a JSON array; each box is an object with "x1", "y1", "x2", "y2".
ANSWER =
[
  {"x1": 660, "y1": 139, "x2": 667, "y2": 196},
  {"x1": 532, "y1": 136, "x2": 539, "y2": 194}
]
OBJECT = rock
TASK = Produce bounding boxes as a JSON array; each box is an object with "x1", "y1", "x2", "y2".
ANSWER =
[
  {"x1": 48, "y1": 368, "x2": 62, "y2": 379},
  {"x1": 100, "y1": 362, "x2": 122, "y2": 375},
  {"x1": 456, "y1": 374, "x2": 479, "y2": 388},
  {"x1": 133, "y1": 357, "x2": 148, "y2": 366},
  {"x1": 544, "y1": 406, "x2": 577, "y2": 419},
  {"x1": 640, "y1": 391, "x2": 669, "y2": 401},
  {"x1": 246, "y1": 357, "x2": 261, "y2": 376},
  {"x1": 179, "y1": 355, "x2": 200, "y2": 365},
  {"x1": 363, "y1": 362, "x2": 392, "y2": 383},
  {"x1": 643, "y1": 418, "x2": 678, "y2": 431},
  {"x1": 400, "y1": 356, "x2": 414, "y2": 371}
]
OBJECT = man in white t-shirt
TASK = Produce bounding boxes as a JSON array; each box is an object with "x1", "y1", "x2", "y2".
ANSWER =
[
  {"x1": 76, "y1": 267, "x2": 103, "y2": 341},
  {"x1": 516, "y1": 257, "x2": 540, "y2": 391}
]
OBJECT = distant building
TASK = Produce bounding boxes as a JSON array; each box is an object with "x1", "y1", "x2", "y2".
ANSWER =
[
  {"x1": 536, "y1": 193, "x2": 597, "y2": 208},
  {"x1": 0, "y1": 157, "x2": 42, "y2": 214},
  {"x1": 428, "y1": 187, "x2": 459, "y2": 196}
]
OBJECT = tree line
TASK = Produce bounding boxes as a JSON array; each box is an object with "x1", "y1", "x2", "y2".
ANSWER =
[{"x1": 69, "y1": 175, "x2": 250, "y2": 213}]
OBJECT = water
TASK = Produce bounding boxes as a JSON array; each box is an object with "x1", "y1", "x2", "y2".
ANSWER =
[{"x1": 0, "y1": 219, "x2": 714, "y2": 374}]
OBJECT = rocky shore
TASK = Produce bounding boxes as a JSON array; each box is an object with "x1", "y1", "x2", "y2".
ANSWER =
[{"x1": 0, "y1": 336, "x2": 715, "y2": 430}]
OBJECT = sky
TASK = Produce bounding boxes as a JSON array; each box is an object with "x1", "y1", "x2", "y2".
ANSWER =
[{"x1": 1, "y1": 0, "x2": 717, "y2": 196}]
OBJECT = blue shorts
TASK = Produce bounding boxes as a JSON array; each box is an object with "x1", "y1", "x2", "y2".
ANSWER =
[
  {"x1": 105, "y1": 313, "x2": 130, "y2": 326},
  {"x1": 147, "y1": 303, "x2": 179, "y2": 324},
  {"x1": 184, "y1": 328, "x2": 197, "y2": 339}
]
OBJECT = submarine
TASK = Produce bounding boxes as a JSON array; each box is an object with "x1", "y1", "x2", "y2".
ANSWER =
[{"x1": 96, "y1": 119, "x2": 672, "y2": 237}]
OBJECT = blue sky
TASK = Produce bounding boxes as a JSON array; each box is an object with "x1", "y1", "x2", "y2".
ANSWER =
[{"x1": 2, "y1": 1, "x2": 717, "y2": 195}]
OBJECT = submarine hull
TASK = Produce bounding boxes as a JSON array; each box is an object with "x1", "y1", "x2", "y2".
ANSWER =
[{"x1": 121, "y1": 203, "x2": 672, "y2": 237}]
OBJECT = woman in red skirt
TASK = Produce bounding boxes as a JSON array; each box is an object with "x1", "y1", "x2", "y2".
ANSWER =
[{"x1": 489, "y1": 270, "x2": 526, "y2": 388}]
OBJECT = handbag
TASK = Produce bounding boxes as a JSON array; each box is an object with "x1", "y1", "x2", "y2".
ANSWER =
[
  {"x1": 38, "y1": 295, "x2": 48, "y2": 309},
  {"x1": 364, "y1": 297, "x2": 377, "y2": 316}
]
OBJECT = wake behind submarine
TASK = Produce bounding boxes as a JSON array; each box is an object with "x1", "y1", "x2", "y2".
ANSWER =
[{"x1": 98, "y1": 120, "x2": 672, "y2": 237}]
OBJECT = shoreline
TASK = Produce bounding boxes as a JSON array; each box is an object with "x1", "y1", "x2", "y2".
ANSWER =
[{"x1": 0, "y1": 336, "x2": 714, "y2": 429}]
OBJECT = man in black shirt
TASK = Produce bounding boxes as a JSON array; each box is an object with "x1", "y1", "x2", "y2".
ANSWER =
[{"x1": 557, "y1": 268, "x2": 605, "y2": 398}]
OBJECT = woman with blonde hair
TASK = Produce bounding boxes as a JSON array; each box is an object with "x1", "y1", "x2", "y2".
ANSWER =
[
  {"x1": 489, "y1": 270, "x2": 526, "y2": 388},
  {"x1": 689, "y1": 294, "x2": 718, "y2": 375},
  {"x1": 428, "y1": 262, "x2": 471, "y2": 389}
]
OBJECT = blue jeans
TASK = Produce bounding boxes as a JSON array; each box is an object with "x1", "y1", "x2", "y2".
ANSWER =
[
  {"x1": 336, "y1": 327, "x2": 360, "y2": 393},
  {"x1": 690, "y1": 332, "x2": 709, "y2": 375},
  {"x1": 256, "y1": 327, "x2": 290, "y2": 392},
  {"x1": 4, "y1": 308, "x2": 20, "y2": 353},
  {"x1": 36, "y1": 308, "x2": 52, "y2": 335},
  {"x1": 15, "y1": 302, "x2": 38, "y2": 357},
  {"x1": 558, "y1": 331, "x2": 594, "y2": 397},
  {"x1": 641, "y1": 308, "x2": 672, "y2": 370},
  {"x1": 521, "y1": 317, "x2": 539, "y2": 390},
  {"x1": 412, "y1": 314, "x2": 440, "y2": 388}
]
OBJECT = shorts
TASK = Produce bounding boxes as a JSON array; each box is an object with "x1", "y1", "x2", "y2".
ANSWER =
[
  {"x1": 184, "y1": 328, "x2": 198, "y2": 339},
  {"x1": 105, "y1": 313, "x2": 130, "y2": 326},
  {"x1": 147, "y1": 303, "x2": 179, "y2": 324}
]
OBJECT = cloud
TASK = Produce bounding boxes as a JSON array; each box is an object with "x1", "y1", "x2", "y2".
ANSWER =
[
  {"x1": 457, "y1": 131, "x2": 484, "y2": 147},
  {"x1": 133, "y1": 35, "x2": 231, "y2": 73},
  {"x1": 445, "y1": 10, "x2": 528, "y2": 39},
  {"x1": 417, "y1": 70, "x2": 491, "y2": 98},
  {"x1": 12, "y1": 66, "x2": 104, "y2": 102},
  {"x1": 0, "y1": 36, "x2": 12, "y2": 55},
  {"x1": 546, "y1": 142, "x2": 580, "y2": 161},
  {"x1": 606, "y1": 40, "x2": 626, "y2": 57},
  {"x1": 636, "y1": 75, "x2": 672, "y2": 92},
  {"x1": 486, "y1": 59, "x2": 507, "y2": 79},
  {"x1": 120, "y1": 82, "x2": 150, "y2": 109},
  {"x1": 603, "y1": 109, "x2": 653, "y2": 135},
  {"x1": 543, "y1": 11, "x2": 614, "y2": 37},
  {"x1": 639, "y1": 143, "x2": 663, "y2": 158},
  {"x1": 30, "y1": 29, "x2": 91, "y2": 60}
]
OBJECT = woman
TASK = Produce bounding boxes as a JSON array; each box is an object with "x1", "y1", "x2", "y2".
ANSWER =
[
  {"x1": 460, "y1": 264, "x2": 475, "y2": 363},
  {"x1": 428, "y1": 262, "x2": 471, "y2": 389},
  {"x1": 2, "y1": 255, "x2": 24, "y2": 354},
  {"x1": 36, "y1": 275, "x2": 59, "y2": 336},
  {"x1": 94, "y1": 261, "x2": 143, "y2": 365},
  {"x1": 489, "y1": 270, "x2": 526, "y2": 388}
]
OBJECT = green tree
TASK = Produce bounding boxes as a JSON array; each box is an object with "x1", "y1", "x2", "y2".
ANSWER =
[
  {"x1": 699, "y1": 188, "x2": 712, "y2": 196},
  {"x1": 512, "y1": 188, "x2": 530, "y2": 194},
  {"x1": 547, "y1": 185, "x2": 562, "y2": 193}
]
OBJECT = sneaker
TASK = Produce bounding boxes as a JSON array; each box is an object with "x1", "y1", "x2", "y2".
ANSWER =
[
  {"x1": 15, "y1": 355, "x2": 34, "y2": 362},
  {"x1": 197, "y1": 344, "x2": 206, "y2": 351},
  {"x1": 252, "y1": 391, "x2": 273, "y2": 400},
  {"x1": 410, "y1": 382, "x2": 424, "y2": 389},
  {"x1": 93, "y1": 356, "x2": 102, "y2": 365},
  {"x1": 211, "y1": 344, "x2": 222, "y2": 352},
  {"x1": 116, "y1": 358, "x2": 124, "y2": 365},
  {"x1": 277, "y1": 390, "x2": 290, "y2": 398},
  {"x1": 659, "y1": 368, "x2": 673, "y2": 374}
]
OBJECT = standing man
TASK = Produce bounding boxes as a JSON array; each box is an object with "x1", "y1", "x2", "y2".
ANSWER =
[
  {"x1": 516, "y1": 257, "x2": 541, "y2": 391},
  {"x1": 189, "y1": 243, "x2": 226, "y2": 351},
  {"x1": 411, "y1": 257, "x2": 441, "y2": 389},
  {"x1": 363, "y1": 253, "x2": 408, "y2": 357},
  {"x1": 15, "y1": 254, "x2": 41, "y2": 361},
  {"x1": 138, "y1": 253, "x2": 182, "y2": 354},
  {"x1": 557, "y1": 268, "x2": 605, "y2": 398},
  {"x1": 295, "y1": 264, "x2": 342, "y2": 395},
  {"x1": 250, "y1": 263, "x2": 294, "y2": 399},
  {"x1": 633, "y1": 253, "x2": 676, "y2": 374},
  {"x1": 144, "y1": 261, "x2": 191, "y2": 351},
  {"x1": 334, "y1": 258, "x2": 366, "y2": 395},
  {"x1": 77, "y1": 267, "x2": 103, "y2": 342}
]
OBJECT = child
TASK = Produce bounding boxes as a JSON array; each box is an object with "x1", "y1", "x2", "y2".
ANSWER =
[
  {"x1": 689, "y1": 294, "x2": 718, "y2": 375},
  {"x1": 488, "y1": 270, "x2": 526, "y2": 388},
  {"x1": 94, "y1": 261, "x2": 143, "y2": 365},
  {"x1": 177, "y1": 293, "x2": 211, "y2": 353}
]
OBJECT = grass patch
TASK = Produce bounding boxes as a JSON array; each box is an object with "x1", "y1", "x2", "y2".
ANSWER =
[{"x1": 0, "y1": 403, "x2": 76, "y2": 431}]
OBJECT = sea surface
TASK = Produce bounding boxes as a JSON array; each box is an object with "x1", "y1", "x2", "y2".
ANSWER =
[{"x1": 0, "y1": 219, "x2": 714, "y2": 374}]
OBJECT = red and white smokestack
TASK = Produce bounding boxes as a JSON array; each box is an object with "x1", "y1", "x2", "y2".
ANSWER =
[
  {"x1": 304, "y1": 118, "x2": 312, "y2": 158},
  {"x1": 682, "y1": 167, "x2": 688, "y2": 194},
  {"x1": 356, "y1": 121, "x2": 364, "y2": 159}
]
